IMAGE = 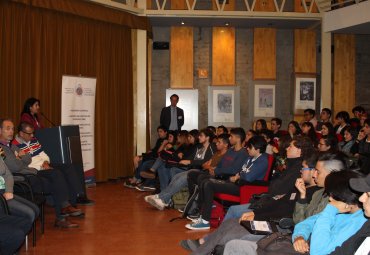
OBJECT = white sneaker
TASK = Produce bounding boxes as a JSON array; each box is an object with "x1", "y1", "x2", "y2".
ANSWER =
[
  {"x1": 147, "y1": 196, "x2": 168, "y2": 210},
  {"x1": 144, "y1": 194, "x2": 158, "y2": 202}
]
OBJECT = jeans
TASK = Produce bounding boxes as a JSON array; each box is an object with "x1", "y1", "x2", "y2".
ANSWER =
[
  {"x1": 150, "y1": 158, "x2": 166, "y2": 172},
  {"x1": 134, "y1": 159, "x2": 154, "y2": 180},
  {"x1": 158, "y1": 170, "x2": 188, "y2": 204},
  {"x1": 157, "y1": 166, "x2": 187, "y2": 191},
  {"x1": 2, "y1": 192, "x2": 39, "y2": 225},
  {"x1": 0, "y1": 215, "x2": 31, "y2": 255},
  {"x1": 223, "y1": 239, "x2": 259, "y2": 255},
  {"x1": 224, "y1": 204, "x2": 252, "y2": 221}
]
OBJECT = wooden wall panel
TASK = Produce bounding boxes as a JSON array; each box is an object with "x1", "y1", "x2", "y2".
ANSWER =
[
  {"x1": 253, "y1": 0, "x2": 276, "y2": 11},
  {"x1": 294, "y1": 0, "x2": 319, "y2": 12},
  {"x1": 170, "y1": 27, "x2": 193, "y2": 88},
  {"x1": 294, "y1": 29, "x2": 316, "y2": 73},
  {"x1": 212, "y1": 27, "x2": 235, "y2": 86},
  {"x1": 333, "y1": 34, "x2": 356, "y2": 115},
  {"x1": 212, "y1": 0, "x2": 235, "y2": 11},
  {"x1": 171, "y1": 0, "x2": 186, "y2": 9},
  {"x1": 253, "y1": 28, "x2": 276, "y2": 80},
  {"x1": 146, "y1": 0, "x2": 152, "y2": 9}
]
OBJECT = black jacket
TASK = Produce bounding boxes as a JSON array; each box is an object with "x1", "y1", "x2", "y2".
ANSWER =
[{"x1": 160, "y1": 106, "x2": 184, "y2": 131}]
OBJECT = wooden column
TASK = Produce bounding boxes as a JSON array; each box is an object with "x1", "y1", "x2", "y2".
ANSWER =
[
  {"x1": 333, "y1": 34, "x2": 356, "y2": 115},
  {"x1": 294, "y1": 29, "x2": 316, "y2": 73},
  {"x1": 212, "y1": 27, "x2": 235, "y2": 86},
  {"x1": 170, "y1": 27, "x2": 193, "y2": 88},
  {"x1": 253, "y1": 28, "x2": 276, "y2": 80}
]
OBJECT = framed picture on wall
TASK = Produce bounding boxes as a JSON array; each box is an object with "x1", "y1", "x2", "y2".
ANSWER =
[
  {"x1": 294, "y1": 75, "x2": 316, "y2": 113},
  {"x1": 254, "y1": 84, "x2": 275, "y2": 117},
  {"x1": 208, "y1": 86, "x2": 240, "y2": 127}
]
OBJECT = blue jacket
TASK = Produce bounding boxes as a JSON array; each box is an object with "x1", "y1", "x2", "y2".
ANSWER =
[
  {"x1": 239, "y1": 153, "x2": 268, "y2": 182},
  {"x1": 292, "y1": 204, "x2": 367, "y2": 255}
]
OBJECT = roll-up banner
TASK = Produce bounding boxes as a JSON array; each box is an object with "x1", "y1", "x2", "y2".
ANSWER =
[{"x1": 61, "y1": 75, "x2": 96, "y2": 184}]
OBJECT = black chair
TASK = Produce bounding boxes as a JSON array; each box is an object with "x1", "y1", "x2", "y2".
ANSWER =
[{"x1": 12, "y1": 173, "x2": 46, "y2": 246}]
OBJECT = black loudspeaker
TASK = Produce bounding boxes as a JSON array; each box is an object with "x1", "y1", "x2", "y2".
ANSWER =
[{"x1": 153, "y1": 41, "x2": 170, "y2": 50}]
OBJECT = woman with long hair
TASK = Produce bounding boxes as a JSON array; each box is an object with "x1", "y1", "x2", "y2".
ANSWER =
[{"x1": 20, "y1": 97, "x2": 44, "y2": 130}]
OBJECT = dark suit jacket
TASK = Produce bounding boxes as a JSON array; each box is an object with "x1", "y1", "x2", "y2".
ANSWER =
[{"x1": 160, "y1": 106, "x2": 184, "y2": 131}]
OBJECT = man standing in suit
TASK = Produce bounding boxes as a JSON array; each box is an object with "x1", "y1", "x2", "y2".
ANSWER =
[{"x1": 160, "y1": 94, "x2": 184, "y2": 131}]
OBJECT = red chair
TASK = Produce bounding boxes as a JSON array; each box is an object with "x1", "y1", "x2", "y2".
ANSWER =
[{"x1": 214, "y1": 154, "x2": 275, "y2": 205}]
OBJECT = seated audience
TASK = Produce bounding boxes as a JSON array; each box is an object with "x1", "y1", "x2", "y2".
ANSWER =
[
  {"x1": 270, "y1": 117, "x2": 285, "y2": 140},
  {"x1": 259, "y1": 129, "x2": 275, "y2": 155},
  {"x1": 125, "y1": 125, "x2": 167, "y2": 188},
  {"x1": 316, "y1": 108, "x2": 332, "y2": 132},
  {"x1": 330, "y1": 173, "x2": 370, "y2": 254},
  {"x1": 13, "y1": 122, "x2": 89, "y2": 205},
  {"x1": 20, "y1": 97, "x2": 44, "y2": 130},
  {"x1": 272, "y1": 135, "x2": 292, "y2": 174},
  {"x1": 255, "y1": 119, "x2": 267, "y2": 133},
  {"x1": 187, "y1": 128, "x2": 248, "y2": 204},
  {"x1": 355, "y1": 118, "x2": 370, "y2": 174},
  {"x1": 287, "y1": 121, "x2": 302, "y2": 138},
  {"x1": 0, "y1": 119, "x2": 82, "y2": 228},
  {"x1": 302, "y1": 108, "x2": 318, "y2": 128},
  {"x1": 1, "y1": 155, "x2": 39, "y2": 229},
  {"x1": 181, "y1": 138, "x2": 317, "y2": 253},
  {"x1": 318, "y1": 135, "x2": 338, "y2": 153},
  {"x1": 153, "y1": 129, "x2": 216, "y2": 192},
  {"x1": 185, "y1": 136, "x2": 268, "y2": 230},
  {"x1": 216, "y1": 126, "x2": 228, "y2": 136},
  {"x1": 291, "y1": 171, "x2": 366, "y2": 255},
  {"x1": 222, "y1": 170, "x2": 365, "y2": 255},
  {"x1": 301, "y1": 121, "x2": 318, "y2": 147},
  {"x1": 321, "y1": 122, "x2": 336, "y2": 138},
  {"x1": 335, "y1": 111, "x2": 351, "y2": 139},
  {"x1": 144, "y1": 134, "x2": 230, "y2": 210},
  {"x1": 350, "y1": 105, "x2": 366, "y2": 128},
  {"x1": 338, "y1": 126, "x2": 358, "y2": 157},
  {"x1": 140, "y1": 130, "x2": 189, "y2": 182}
]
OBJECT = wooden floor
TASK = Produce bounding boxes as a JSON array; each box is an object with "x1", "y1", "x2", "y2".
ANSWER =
[{"x1": 20, "y1": 181, "x2": 208, "y2": 255}]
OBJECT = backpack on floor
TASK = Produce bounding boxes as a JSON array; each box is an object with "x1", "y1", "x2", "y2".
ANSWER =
[
  {"x1": 256, "y1": 232, "x2": 303, "y2": 255},
  {"x1": 171, "y1": 188, "x2": 189, "y2": 209},
  {"x1": 170, "y1": 185, "x2": 200, "y2": 222},
  {"x1": 210, "y1": 200, "x2": 225, "y2": 228}
]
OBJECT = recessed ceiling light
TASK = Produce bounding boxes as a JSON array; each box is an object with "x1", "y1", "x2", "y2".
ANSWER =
[
  {"x1": 225, "y1": 22, "x2": 229, "y2": 26},
  {"x1": 181, "y1": 21, "x2": 185, "y2": 25}
]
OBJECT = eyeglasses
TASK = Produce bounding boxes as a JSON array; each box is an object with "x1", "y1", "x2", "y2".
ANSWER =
[
  {"x1": 21, "y1": 130, "x2": 34, "y2": 135},
  {"x1": 301, "y1": 167, "x2": 314, "y2": 171},
  {"x1": 318, "y1": 143, "x2": 326, "y2": 146}
]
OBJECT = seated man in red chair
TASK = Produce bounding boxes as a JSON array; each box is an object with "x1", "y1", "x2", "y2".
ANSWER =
[{"x1": 185, "y1": 136, "x2": 269, "y2": 230}]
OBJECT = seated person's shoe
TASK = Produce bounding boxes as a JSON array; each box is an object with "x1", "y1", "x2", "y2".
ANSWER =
[
  {"x1": 76, "y1": 196, "x2": 95, "y2": 206},
  {"x1": 61, "y1": 205, "x2": 84, "y2": 217},
  {"x1": 54, "y1": 218, "x2": 79, "y2": 228},
  {"x1": 179, "y1": 239, "x2": 201, "y2": 251},
  {"x1": 123, "y1": 179, "x2": 141, "y2": 189},
  {"x1": 147, "y1": 196, "x2": 168, "y2": 210},
  {"x1": 185, "y1": 218, "x2": 210, "y2": 230},
  {"x1": 135, "y1": 184, "x2": 156, "y2": 192},
  {"x1": 140, "y1": 169, "x2": 156, "y2": 179}
]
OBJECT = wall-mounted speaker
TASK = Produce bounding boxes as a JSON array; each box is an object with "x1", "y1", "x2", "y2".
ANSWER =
[{"x1": 153, "y1": 41, "x2": 169, "y2": 50}]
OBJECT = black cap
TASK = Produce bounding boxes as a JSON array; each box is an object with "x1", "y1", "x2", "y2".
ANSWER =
[{"x1": 350, "y1": 174, "x2": 370, "y2": 193}]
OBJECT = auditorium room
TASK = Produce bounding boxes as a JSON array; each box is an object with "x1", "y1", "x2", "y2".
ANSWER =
[{"x1": 1, "y1": 0, "x2": 370, "y2": 254}]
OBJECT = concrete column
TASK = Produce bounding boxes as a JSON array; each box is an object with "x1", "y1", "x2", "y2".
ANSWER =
[
  {"x1": 320, "y1": 25, "x2": 332, "y2": 110},
  {"x1": 134, "y1": 29, "x2": 147, "y2": 155}
]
